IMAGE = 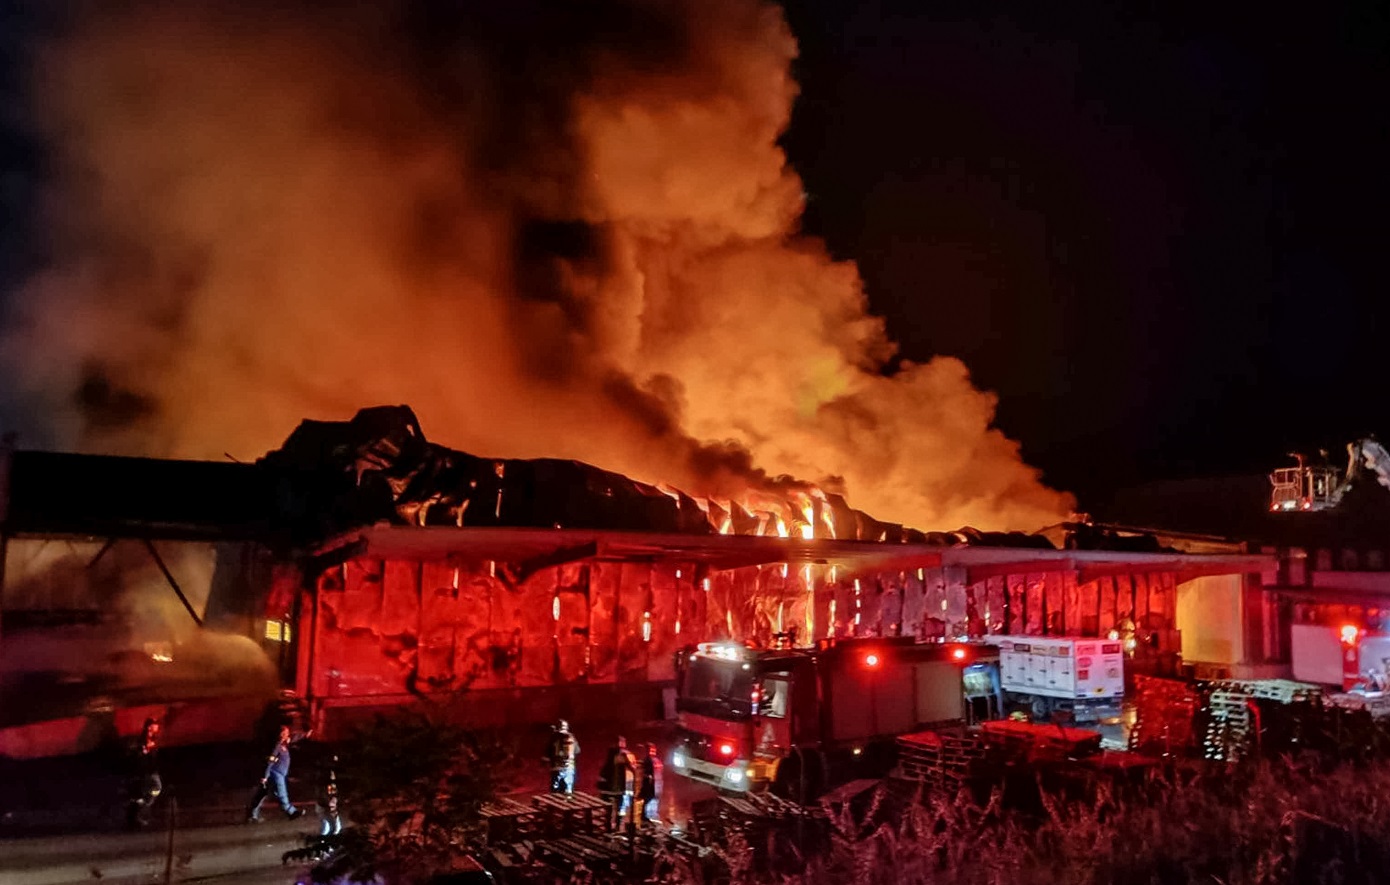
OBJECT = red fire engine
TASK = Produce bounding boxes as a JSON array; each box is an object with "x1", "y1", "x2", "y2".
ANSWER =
[{"x1": 670, "y1": 637, "x2": 999, "y2": 799}]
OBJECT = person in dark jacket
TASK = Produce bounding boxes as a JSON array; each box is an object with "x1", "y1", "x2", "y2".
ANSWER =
[
  {"x1": 125, "y1": 718, "x2": 162, "y2": 829},
  {"x1": 638, "y1": 743, "x2": 663, "y2": 825},
  {"x1": 318, "y1": 755, "x2": 342, "y2": 836},
  {"x1": 597, "y1": 736, "x2": 636, "y2": 832},
  {"x1": 247, "y1": 724, "x2": 312, "y2": 822},
  {"x1": 545, "y1": 720, "x2": 580, "y2": 794}
]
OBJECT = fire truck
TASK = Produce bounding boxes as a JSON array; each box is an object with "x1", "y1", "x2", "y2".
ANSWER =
[
  {"x1": 1268, "y1": 438, "x2": 1390, "y2": 513},
  {"x1": 670, "y1": 637, "x2": 1000, "y2": 799},
  {"x1": 1284, "y1": 619, "x2": 1390, "y2": 717},
  {"x1": 1293, "y1": 619, "x2": 1390, "y2": 691}
]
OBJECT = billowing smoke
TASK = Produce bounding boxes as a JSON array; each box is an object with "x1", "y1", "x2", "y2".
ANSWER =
[{"x1": 1, "y1": 0, "x2": 1072, "y2": 531}]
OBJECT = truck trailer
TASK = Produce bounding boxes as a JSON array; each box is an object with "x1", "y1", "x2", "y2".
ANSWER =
[
  {"x1": 988, "y1": 635, "x2": 1125, "y2": 723},
  {"x1": 670, "y1": 637, "x2": 1001, "y2": 799}
]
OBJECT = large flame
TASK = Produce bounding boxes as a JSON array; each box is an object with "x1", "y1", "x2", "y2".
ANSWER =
[{"x1": 0, "y1": 0, "x2": 1073, "y2": 532}]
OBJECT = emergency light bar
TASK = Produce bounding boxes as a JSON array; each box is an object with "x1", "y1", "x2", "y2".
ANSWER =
[{"x1": 695, "y1": 642, "x2": 747, "y2": 661}]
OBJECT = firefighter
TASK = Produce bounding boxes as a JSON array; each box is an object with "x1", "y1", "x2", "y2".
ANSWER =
[
  {"x1": 247, "y1": 724, "x2": 312, "y2": 823},
  {"x1": 318, "y1": 755, "x2": 342, "y2": 837},
  {"x1": 545, "y1": 719, "x2": 579, "y2": 794},
  {"x1": 125, "y1": 718, "x2": 162, "y2": 830},
  {"x1": 597, "y1": 736, "x2": 636, "y2": 832},
  {"x1": 637, "y1": 743, "x2": 663, "y2": 826}
]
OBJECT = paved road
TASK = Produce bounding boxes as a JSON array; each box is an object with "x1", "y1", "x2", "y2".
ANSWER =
[
  {"x1": 0, "y1": 816, "x2": 314, "y2": 885},
  {"x1": 0, "y1": 719, "x2": 719, "y2": 885}
]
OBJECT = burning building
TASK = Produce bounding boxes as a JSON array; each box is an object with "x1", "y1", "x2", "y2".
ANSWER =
[{"x1": 1, "y1": 406, "x2": 1274, "y2": 751}]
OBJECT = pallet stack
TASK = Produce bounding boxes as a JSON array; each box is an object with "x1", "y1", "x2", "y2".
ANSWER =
[
  {"x1": 894, "y1": 729, "x2": 988, "y2": 790},
  {"x1": 530, "y1": 790, "x2": 609, "y2": 837},
  {"x1": 1202, "y1": 689, "x2": 1256, "y2": 761},
  {"x1": 1128, "y1": 674, "x2": 1201, "y2": 757},
  {"x1": 1210, "y1": 679, "x2": 1322, "y2": 705},
  {"x1": 1203, "y1": 678, "x2": 1325, "y2": 757},
  {"x1": 477, "y1": 795, "x2": 540, "y2": 846},
  {"x1": 978, "y1": 719, "x2": 1104, "y2": 762}
]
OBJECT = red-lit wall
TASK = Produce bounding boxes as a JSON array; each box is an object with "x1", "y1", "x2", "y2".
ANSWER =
[{"x1": 283, "y1": 558, "x2": 1182, "y2": 713}]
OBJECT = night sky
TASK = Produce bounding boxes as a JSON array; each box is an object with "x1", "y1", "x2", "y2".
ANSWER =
[
  {"x1": 1, "y1": 1, "x2": 1388, "y2": 512},
  {"x1": 780, "y1": 1, "x2": 1390, "y2": 507}
]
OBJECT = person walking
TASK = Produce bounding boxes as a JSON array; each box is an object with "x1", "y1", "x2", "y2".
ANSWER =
[
  {"x1": 247, "y1": 724, "x2": 312, "y2": 823},
  {"x1": 597, "y1": 736, "x2": 636, "y2": 832},
  {"x1": 125, "y1": 718, "x2": 163, "y2": 830},
  {"x1": 545, "y1": 719, "x2": 580, "y2": 795},
  {"x1": 637, "y1": 743, "x2": 663, "y2": 826}
]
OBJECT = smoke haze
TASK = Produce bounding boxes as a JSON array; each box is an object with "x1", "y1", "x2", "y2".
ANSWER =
[{"x1": 0, "y1": 0, "x2": 1072, "y2": 531}]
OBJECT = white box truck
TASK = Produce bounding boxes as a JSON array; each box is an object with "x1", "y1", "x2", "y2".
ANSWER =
[{"x1": 989, "y1": 636, "x2": 1125, "y2": 723}]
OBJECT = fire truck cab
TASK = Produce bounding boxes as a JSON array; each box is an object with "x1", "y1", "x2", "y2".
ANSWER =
[{"x1": 670, "y1": 637, "x2": 1000, "y2": 799}]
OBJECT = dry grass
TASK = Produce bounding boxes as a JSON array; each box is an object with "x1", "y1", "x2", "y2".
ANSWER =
[{"x1": 644, "y1": 757, "x2": 1390, "y2": 885}]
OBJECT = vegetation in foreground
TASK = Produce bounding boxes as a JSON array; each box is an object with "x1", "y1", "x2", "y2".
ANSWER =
[
  {"x1": 319, "y1": 714, "x2": 1390, "y2": 885},
  {"x1": 710, "y1": 758, "x2": 1390, "y2": 885}
]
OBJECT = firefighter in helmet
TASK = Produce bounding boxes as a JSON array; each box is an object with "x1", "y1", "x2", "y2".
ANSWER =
[
  {"x1": 638, "y1": 742, "x2": 663, "y2": 826},
  {"x1": 545, "y1": 719, "x2": 580, "y2": 794},
  {"x1": 597, "y1": 736, "x2": 636, "y2": 832}
]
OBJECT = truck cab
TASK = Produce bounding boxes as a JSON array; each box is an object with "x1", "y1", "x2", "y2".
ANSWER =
[{"x1": 670, "y1": 638, "x2": 999, "y2": 798}]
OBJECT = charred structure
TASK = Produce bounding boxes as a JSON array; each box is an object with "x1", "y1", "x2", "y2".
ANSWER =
[{"x1": 0, "y1": 407, "x2": 1274, "y2": 752}]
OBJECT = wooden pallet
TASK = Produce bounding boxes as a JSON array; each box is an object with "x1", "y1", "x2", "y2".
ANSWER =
[
  {"x1": 1128, "y1": 675, "x2": 1201, "y2": 756},
  {"x1": 894, "y1": 729, "x2": 987, "y2": 788},
  {"x1": 1208, "y1": 679, "x2": 1322, "y2": 705},
  {"x1": 479, "y1": 796, "x2": 541, "y2": 845},
  {"x1": 1202, "y1": 689, "x2": 1255, "y2": 761},
  {"x1": 978, "y1": 719, "x2": 1103, "y2": 759},
  {"x1": 529, "y1": 790, "x2": 609, "y2": 836}
]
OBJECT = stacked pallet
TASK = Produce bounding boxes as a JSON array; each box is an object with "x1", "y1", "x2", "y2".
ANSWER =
[
  {"x1": 1202, "y1": 689, "x2": 1256, "y2": 761},
  {"x1": 1128, "y1": 675, "x2": 1201, "y2": 757},
  {"x1": 535, "y1": 832, "x2": 629, "y2": 869},
  {"x1": 978, "y1": 719, "x2": 1103, "y2": 762},
  {"x1": 530, "y1": 790, "x2": 609, "y2": 837},
  {"x1": 1210, "y1": 679, "x2": 1322, "y2": 705},
  {"x1": 690, "y1": 791, "x2": 824, "y2": 831},
  {"x1": 895, "y1": 729, "x2": 988, "y2": 789},
  {"x1": 478, "y1": 795, "x2": 540, "y2": 845}
]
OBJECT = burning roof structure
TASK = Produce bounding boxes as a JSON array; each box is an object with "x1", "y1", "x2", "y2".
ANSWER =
[{"x1": 259, "y1": 405, "x2": 1054, "y2": 551}]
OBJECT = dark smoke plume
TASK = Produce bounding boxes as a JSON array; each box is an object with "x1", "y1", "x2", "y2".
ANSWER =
[{"x1": 0, "y1": 0, "x2": 1073, "y2": 530}]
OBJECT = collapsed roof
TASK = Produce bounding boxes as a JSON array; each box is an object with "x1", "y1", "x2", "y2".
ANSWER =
[{"x1": 260, "y1": 405, "x2": 1057, "y2": 550}]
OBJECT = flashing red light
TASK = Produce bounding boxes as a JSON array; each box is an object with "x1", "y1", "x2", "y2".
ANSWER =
[
  {"x1": 718, "y1": 742, "x2": 735, "y2": 757},
  {"x1": 1341, "y1": 624, "x2": 1360, "y2": 645},
  {"x1": 951, "y1": 647, "x2": 968, "y2": 661},
  {"x1": 864, "y1": 653, "x2": 880, "y2": 668}
]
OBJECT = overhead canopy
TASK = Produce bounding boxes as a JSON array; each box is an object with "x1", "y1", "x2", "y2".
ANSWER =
[{"x1": 310, "y1": 525, "x2": 1276, "y2": 582}]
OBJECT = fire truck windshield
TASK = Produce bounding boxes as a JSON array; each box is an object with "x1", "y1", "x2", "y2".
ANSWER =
[{"x1": 678, "y1": 655, "x2": 756, "y2": 718}]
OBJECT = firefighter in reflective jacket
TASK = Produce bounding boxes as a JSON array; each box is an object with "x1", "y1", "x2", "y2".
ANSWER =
[
  {"x1": 597, "y1": 736, "x2": 636, "y2": 832},
  {"x1": 546, "y1": 720, "x2": 579, "y2": 794}
]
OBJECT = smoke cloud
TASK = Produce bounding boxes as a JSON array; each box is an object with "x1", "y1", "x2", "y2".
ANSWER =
[{"x1": 1, "y1": 0, "x2": 1072, "y2": 531}]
